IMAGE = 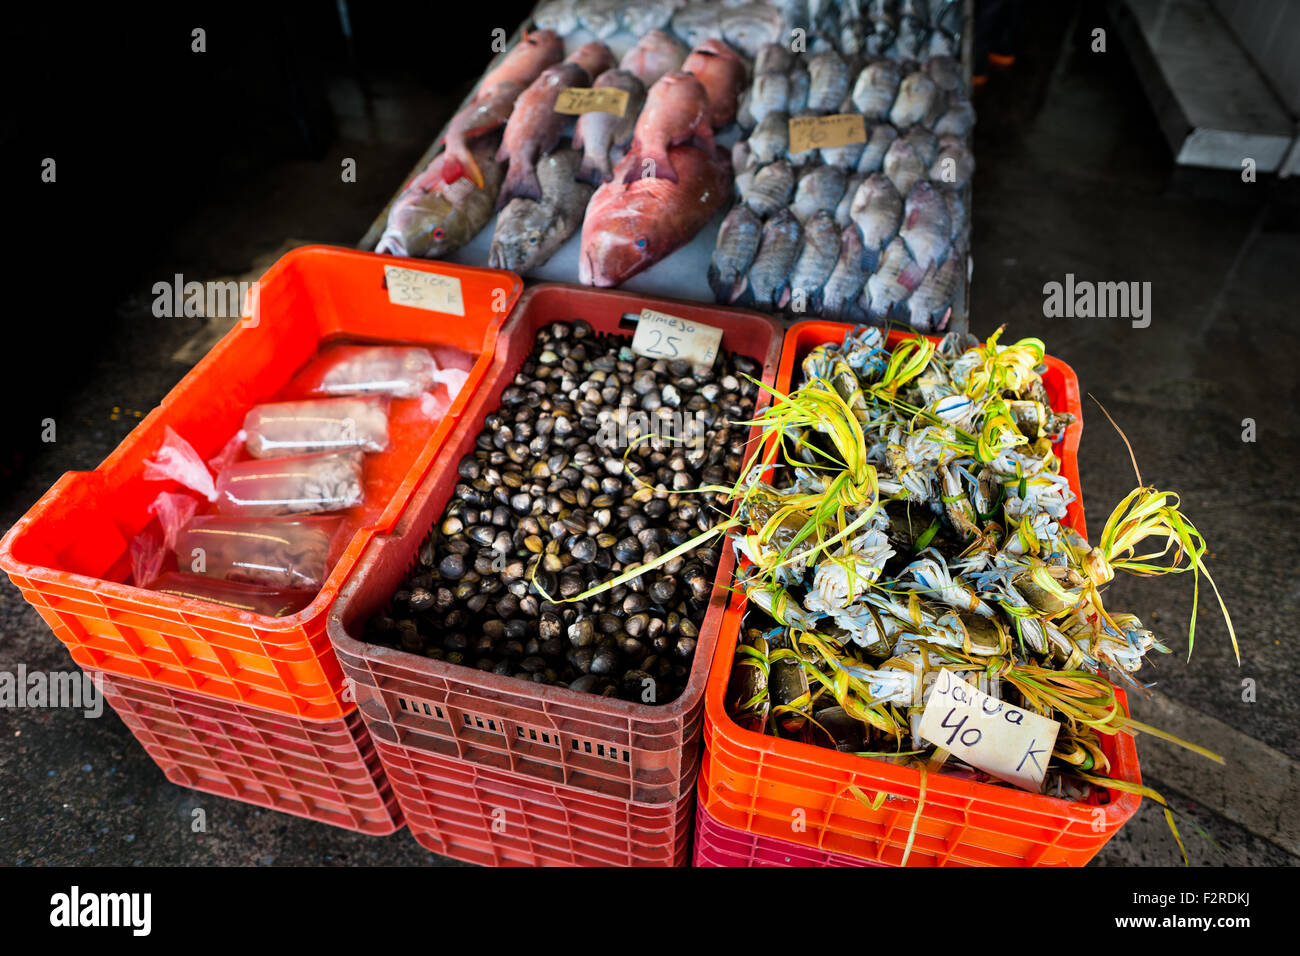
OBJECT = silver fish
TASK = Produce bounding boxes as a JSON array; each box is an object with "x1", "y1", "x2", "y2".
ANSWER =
[
  {"x1": 889, "y1": 71, "x2": 939, "y2": 127},
  {"x1": 925, "y1": 55, "x2": 964, "y2": 93},
  {"x1": 821, "y1": 223, "x2": 868, "y2": 320},
  {"x1": 883, "y1": 137, "x2": 926, "y2": 196},
  {"x1": 749, "y1": 71, "x2": 790, "y2": 124},
  {"x1": 888, "y1": 19, "x2": 925, "y2": 60},
  {"x1": 807, "y1": 51, "x2": 850, "y2": 113},
  {"x1": 788, "y1": 210, "x2": 841, "y2": 311},
  {"x1": 926, "y1": 27, "x2": 957, "y2": 58},
  {"x1": 378, "y1": 140, "x2": 503, "y2": 258},
  {"x1": 935, "y1": 0, "x2": 964, "y2": 36},
  {"x1": 721, "y1": 3, "x2": 786, "y2": 58},
  {"x1": 865, "y1": 235, "x2": 926, "y2": 319},
  {"x1": 755, "y1": 42, "x2": 794, "y2": 75},
  {"x1": 489, "y1": 149, "x2": 593, "y2": 273},
  {"x1": 576, "y1": 0, "x2": 623, "y2": 38},
  {"x1": 930, "y1": 135, "x2": 974, "y2": 189},
  {"x1": 943, "y1": 188, "x2": 967, "y2": 241},
  {"x1": 933, "y1": 96, "x2": 976, "y2": 138},
  {"x1": 899, "y1": 181, "x2": 952, "y2": 270},
  {"x1": 621, "y1": 0, "x2": 684, "y2": 36},
  {"x1": 710, "y1": 203, "x2": 763, "y2": 303},
  {"x1": 787, "y1": 67, "x2": 810, "y2": 113},
  {"x1": 671, "y1": 3, "x2": 723, "y2": 47},
  {"x1": 749, "y1": 111, "x2": 790, "y2": 164},
  {"x1": 835, "y1": 172, "x2": 866, "y2": 227},
  {"x1": 788, "y1": 111, "x2": 820, "y2": 167},
  {"x1": 534, "y1": 0, "x2": 579, "y2": 35},
  {"x1": 573, "y1": 71, "x2": 647, "y2": 184},
  {"x1": 851, "y1": 60, "x2": 901, "y2": 120},
  {"x1": 744, "y1": 159, "x2": 796, "y2": 216},
  {"x1": 732, "y1": 139, "x2": 753, "y2": 172},
  {"x1": 734, "y1": 163, "x2": 758, "y2": 201},
  {"x1": 900, "y1": 0, "x2": 932, "y2": 20},
  {"x1": 857, "y1": 123, "x2": 898, "y2": 173},
  {"x1": 902, "y1": 126, "x2": 938, "y2": 166},
  {"x1": 907, "y1": 252, "x2": 962, "y2": 332},
  {"x1": 749, "y1": 209, "x2": 803, "y2": 309},
  {"x1": 791, "y1": 164, "x2": 847, "y2": 222},
  {"x1": 821, "y1": 137, "x2": 866, "y2": 169},
  {"x1": 808, "y1": 0, "x2": 839, "y2": 35},
  {"x1": 849, "y1": 172, "x2": 903, "y2": 255}
]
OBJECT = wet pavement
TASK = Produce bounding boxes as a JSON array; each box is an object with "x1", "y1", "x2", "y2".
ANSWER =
[{"x1": 1, "y1": 0, "x2": 1296, "y2": 866}]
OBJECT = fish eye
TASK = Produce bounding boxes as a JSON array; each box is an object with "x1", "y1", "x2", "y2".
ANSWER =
[
  {"x1": 433, "y1": 227, "x2": 445, "y2": 240},
  {"x1": 529, "y1": 235, "x2": 538, "y2": 244},
  {"x1": 635, "y1": 236, "x2": 648, "y2": 249}
]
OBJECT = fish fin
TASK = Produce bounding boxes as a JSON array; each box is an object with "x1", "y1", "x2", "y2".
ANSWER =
[
  {"x1": 443, "y1": 149, "x2": 486, "y2": 190},
  {"x1": 898, "y1": 261, "x2": 927, "y2": 292},
  {"x1": 775, "y1": 284, "x2": 791, "y2": 311},
  {"x1": 497, "y1": 161, "x2": 543, "y2": 211},
  {"x1": 729, "y1": 275, "x2": 749, "y2": 305},
  {"x1": 860, "y1": 244, "x2": 881, "y2": 274}
]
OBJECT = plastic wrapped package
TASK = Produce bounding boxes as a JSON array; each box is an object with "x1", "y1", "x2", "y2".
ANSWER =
[
  {"x1": 242, "y1": 396, "x2": 390, "y2": 459},
  {"x1": 174, "y1": 515, "x2": 341, "y2": 591},
  {"x1": 149, "y1": 572, "x2": 315, "y2": 618},
  {"x1": 299, "y1": 345, "x2": 439, "y2": 399},
  {"x1": 215, "y1": 450, "x2": 364, "y2": 517}
]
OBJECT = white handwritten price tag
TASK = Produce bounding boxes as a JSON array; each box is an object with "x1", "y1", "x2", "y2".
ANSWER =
[
  {"x1": 631, "y1": 310, "x2": 723, "y2": 366},
  {"x1": 384, "y1": 265, "x2": 465, "y2": 316},
  {"x1": 918, "y1": 671, "x2": 1060, "y2": 791}
]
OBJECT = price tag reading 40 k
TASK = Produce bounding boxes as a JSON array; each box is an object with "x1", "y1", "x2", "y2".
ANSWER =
[
  {"x1": 631, "y1": 310, "x2": 723, "y2": 366},
  {"x1": 918, "y1": 671, "x2": 1061, "y2": 791},
  {"x1": 384, "y1": 265, "x2": 465, "y2": 316}
]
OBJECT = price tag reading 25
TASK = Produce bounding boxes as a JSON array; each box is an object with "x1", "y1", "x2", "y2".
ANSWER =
[{"x1": 631, "y1": 309, "x2": 723, "y2": 366}]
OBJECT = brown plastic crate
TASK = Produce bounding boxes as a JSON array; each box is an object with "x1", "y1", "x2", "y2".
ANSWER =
[{"x1": 328, "y1": 283, "x2": 782, "y2": 805}]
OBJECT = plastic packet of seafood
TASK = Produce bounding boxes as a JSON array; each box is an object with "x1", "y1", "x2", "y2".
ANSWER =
[
  {"x1": 149, "y1": 571, "x2": 316, "y2": 618},
  {"x1": 148, "y1": 491, "x2": 201, "y2": 551},
  {"x1": 215, "y1": 450, "x2": 364, "y2": 517},
  {"x1": 174, "y1": 515, "x2": 342, "y2": 590},
  {"x1": 299, "y1": 344, "x2": 439, "y2": 399},
  {"x1": 130, "y1": 528, "x2": 167, "y2": 588},
  {"x1": 142, "y1": 426, "x2": 218, "y2": 502},
  {"x1": 242, "y1": 396, "x2": 390, "y2": 459}
]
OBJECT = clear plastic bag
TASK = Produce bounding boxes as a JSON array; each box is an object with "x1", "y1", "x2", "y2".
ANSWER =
[
  {"x1": 149, "y1": 572, "x2": 316, "y2": 618},
  {"x1": 143, "y1": 426, "x2": 217, "y2": 502},
  {"x1": 300, "y1": 345, "x2": 439, "y2": 399},
  {"x1": 215, "y1": 450, "x2": 364, "y2": 517},
  {"x1": 174, "y1": 515, "x2": 341, "y2": 590},
  {"x1": 242, "y1": 396, "x2": 390, "y2": 459}
]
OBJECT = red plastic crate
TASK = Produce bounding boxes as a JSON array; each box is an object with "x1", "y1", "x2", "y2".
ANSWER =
[
  {"x1": 693, "y1": 789, "x2": 882, "y2": 867},
  {"x1": 1, "y1": 247, "x2": 521, "y2": 720},
  {"x1": 97, "y1": 670, "x2": 402, "y2": 835},
  {"x1": 369, "y1": 720, "x2": 694, "y2": 866},
  {"x1": 328, "y1": 283, "x2": 782, "y2": 804},
  {"x1": 698, "y1": 320, "x2": 1141, "y2": 867}
]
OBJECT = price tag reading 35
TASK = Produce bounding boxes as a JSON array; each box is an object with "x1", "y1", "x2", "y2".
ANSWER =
[
  {"x1": 384, "y1": 265, "x2": 465, "y2": 316},
  {"x1": 917, "y1": 671, "x2": 1061, "y2": 791},
  {"x1": 631, "y1": 309, "x2": 723, "y2": 366}
]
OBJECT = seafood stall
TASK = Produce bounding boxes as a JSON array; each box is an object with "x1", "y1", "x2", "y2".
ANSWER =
[{"x1": 359, "y1": 0, "x2": 975, "y2": 333}]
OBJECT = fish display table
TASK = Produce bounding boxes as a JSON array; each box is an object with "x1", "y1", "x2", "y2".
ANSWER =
[{"x1": 359, "y1": 1, "x2": 974, "y2": 332}]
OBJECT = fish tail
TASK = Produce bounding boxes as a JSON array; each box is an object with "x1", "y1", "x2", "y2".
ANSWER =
[
  {"x1": 729, "y1": 274, "x2": 750, "y2": 305},
  {"x1": 497, "y1": 160, "x2": 542, "y2": 211},
  {"x1": 577, "y1": 149, "x2": 612, "y2": 185}
]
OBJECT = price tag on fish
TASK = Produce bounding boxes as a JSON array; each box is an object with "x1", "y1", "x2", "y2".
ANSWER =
[
  {"x1": 788, "y1": 114, "x2": 867, "y2": 154},
  {"x1": 917, "y1": 671, "x2": 1060, "y2": 791},
  {"x1": 554, "y1": 87, "x2": 629, "y2": 118},
  {"x1": 383, "y1": 265, "x2": 465, "y2": 317},
  {"x1": 632, "y1": 310, "x2": 723, "y2": 366}
]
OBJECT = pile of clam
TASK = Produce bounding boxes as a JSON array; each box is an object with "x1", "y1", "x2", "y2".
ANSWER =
[{"x1": 364, "y1": 319, "x2": 760, "y2": 704}]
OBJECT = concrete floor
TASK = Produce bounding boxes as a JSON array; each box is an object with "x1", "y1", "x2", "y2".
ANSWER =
[{"x1": 2, "y1": 0, "x2": 1297, "y2": 866}]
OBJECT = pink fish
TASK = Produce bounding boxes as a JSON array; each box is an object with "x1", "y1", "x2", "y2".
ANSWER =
[
  {"x1": 580, "y1": 144, "x2": 731, "y2": 287},
  {"x1": 622, "y1": 72, "x2": 715, "y2": 184},
  {"x1": 619, "y1": 29, "x2": 689, "y2": 88},
  {"x1": 496, "y1": 62, "x2": 590, "y2": 209},
  {"x1": 566, "y1": 41, "x2": 616, "y2": 81},
  {"x1": 682, "y1": 39, "x2": 748, "y2": 129},
  {"x1": 478, "y1": 29, "x2": 564, "y2": 94}
]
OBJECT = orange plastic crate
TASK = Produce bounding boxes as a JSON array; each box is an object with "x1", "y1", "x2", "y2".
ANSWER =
[
  {"x1": 1, "y1": 247, "x2": 521, "y2": 720},
  {"x1": 370, "y1": 721, "x2": 694, "y2": 866},
  {"x1": 698, "y1": 320, "x2": 1141, "y2": 867},
  {"x1": 693, "y1": 790, "x2": 882, "y2": 867},
  {"x1": 98, "y1": 670, "x2": 402, "y2": 835}
]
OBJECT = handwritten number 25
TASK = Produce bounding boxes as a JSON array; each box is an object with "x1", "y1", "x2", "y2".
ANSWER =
[{"x1": 646, "y1": 330, "x2": 680, "y2": 357}]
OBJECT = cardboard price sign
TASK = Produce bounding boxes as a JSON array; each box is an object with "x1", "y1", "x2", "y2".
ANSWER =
[
  {"x1": 631, "y1": 310, "x2": 723, "y2": 366},
  {"x1": 384, "y1": 266, "x2": 466, "y2": 316},
  {"x1": 918, "y1": 671, "x2": 1061, "y2": 791},
  {"x1": 554, "y1": 87, "x2": 630, "y2": 117},
  {"x1": 788, "y1": 113, "x2": 867, "y2": 154}
]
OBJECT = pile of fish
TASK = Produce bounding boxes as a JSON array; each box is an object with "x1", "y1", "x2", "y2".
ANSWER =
[
  {"x1": 532, "y1": 0, "x2": 962, "y2": 59},
  {"x1": 710, "y1": 43, "x2": 972, "y2": 331},
  {"x1": 380, "y1": 28, "x2": 746, "y2": 284}
]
